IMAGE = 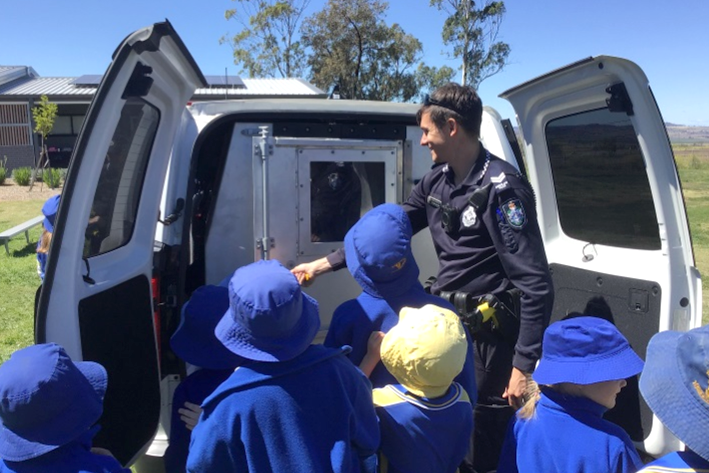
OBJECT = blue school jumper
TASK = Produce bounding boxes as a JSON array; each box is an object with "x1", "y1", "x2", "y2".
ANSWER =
[
  {"x1": 497, "y1": 388, "x2": 643, "y2": 473},
  {"x1": 372, "y1": 383, "x2": 473, "y2": 473},
  {"x1": 0, "y1": 431, "x2": 129, "y2": 473},
  {"x1": 325, "y1": 283, "x2": 477, "y2": 403},
  {"x1": 164, "y1": 368, "x2": 234, "y2": 473},
  {"x1": 637, "y1": 451, "x2": 709, "y2": 472},
  {"x1": 186, "y1": 345, "x2": 379, "y2": 473}
]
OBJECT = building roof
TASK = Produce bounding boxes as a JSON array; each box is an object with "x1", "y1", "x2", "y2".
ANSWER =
[
  {"x1": 0, "y1": 68, "x2": 327, "y2": 101},
  {"x1": 0, "y1": 66, "x2": 38, "y2": 88},
  {"x1": 0, "y1": 77, "x2": 95, "y2": 97}
]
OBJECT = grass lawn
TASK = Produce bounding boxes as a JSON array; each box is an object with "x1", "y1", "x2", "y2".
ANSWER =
[
  {"x1": 0, "y1": 199, "x2": 46, "y2": 363},
  {"x1": 1, "y1": 145, "x2": 708, "y2": 364}
]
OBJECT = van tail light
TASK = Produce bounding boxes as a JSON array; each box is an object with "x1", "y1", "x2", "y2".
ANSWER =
[{"x1": 151, "y1": 276, "x2": 162, "y2": 362}]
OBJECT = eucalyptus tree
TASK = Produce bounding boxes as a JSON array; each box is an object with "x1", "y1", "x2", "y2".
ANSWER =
[
  {"x1": 223, "y1": 0, "x2": 311, "y2": 78},
  {"x1": 431, "y1": 0, "x2": 510, "y2": 88}
]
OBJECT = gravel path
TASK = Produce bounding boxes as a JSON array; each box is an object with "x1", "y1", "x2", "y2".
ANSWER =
[{"x1": 0, "y1": 179, "x2": 62, "y2": 202}]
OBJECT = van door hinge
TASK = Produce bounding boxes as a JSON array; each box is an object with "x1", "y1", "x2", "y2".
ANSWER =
[
  {"x1": 241, "y1": 128, "x2": 262, "y2": 137},
  {"x1": 158, "y1": 295, "x2": 178, "y2": 309},
  {"x1": 606, "y1": 82, "x2": 634, "y2": 116},
  {"x1": 256, "y1": 237, "x2": 275, "y2": 250},
  {"x1": 122, "y1": 62, "x2": 153, "y2": 99}
]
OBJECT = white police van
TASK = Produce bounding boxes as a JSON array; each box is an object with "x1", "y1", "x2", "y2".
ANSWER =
[{"x1": 35, "y1": 20, "x2": 701, "y2": 470}]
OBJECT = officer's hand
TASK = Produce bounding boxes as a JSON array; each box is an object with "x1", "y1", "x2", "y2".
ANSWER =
[
  {"x1": 291, "y1": 257, "x2": 333, "y2": 287},
  {"x1": 503, "y1": 367, "x2": 528, "y2": 410},
  {"x1": 179, "y1": 401, "x2": 203, "y2": 431}
]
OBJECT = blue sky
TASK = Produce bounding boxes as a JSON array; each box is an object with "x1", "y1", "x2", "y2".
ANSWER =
[{"x1": 1, "y1": 0, "x2": 707, "y2": 125}]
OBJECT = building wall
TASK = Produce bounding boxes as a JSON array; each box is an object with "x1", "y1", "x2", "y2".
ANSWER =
[
  {"x1": 0, "y1": 102, "x2": 36, "y2": 174},
  {"x1": 0, "y1": 144, "x2": 36, "y2": 173}
]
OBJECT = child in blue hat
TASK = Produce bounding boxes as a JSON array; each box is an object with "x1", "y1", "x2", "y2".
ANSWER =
[
  {"x1": 325, "y1": 203, "x2": 477, "y2": 401},
  {"x1": 186, "y1": 259, "x2": 379, "y2": 473},
  {"x1": 0, "y1": 343, "x2": 130, "y2": 473},
  {"x1": 163, "y1": 285, "x2": 244, "y2": 473},
  {"x1": 636, "y1": 325, "x2": 709, "y2": 472},
  {"x1": 36, "y1": 194, "x2": 59, "y2": 280},
  {"x1": 497, "y1": 316, "x2": 645, "y2": 473}
]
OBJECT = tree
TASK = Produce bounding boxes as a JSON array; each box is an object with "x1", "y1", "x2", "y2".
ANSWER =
[
  {"x1": 415, "y1": 63, "x2": 456, "y2": 100},
  {"x1": 30, "y1": 95, "x2": 57, "y2": 190},
  {"x1": 301, "y1": 0, "x2": 423, "y2": 102},
  {"x1": 222, "y1": 0, "x2": 311, "y2": 78},
  {"x1": 431, "y1": 0, "x2": 510, "y2": 88}
]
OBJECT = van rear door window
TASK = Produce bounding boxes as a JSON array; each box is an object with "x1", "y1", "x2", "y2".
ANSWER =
[
  {"x1": 546, "y1": 108, "x2": 660, "y2": 250},
  {"x1": 84, "y1": 98, "x2": 159, "y2": 257}
]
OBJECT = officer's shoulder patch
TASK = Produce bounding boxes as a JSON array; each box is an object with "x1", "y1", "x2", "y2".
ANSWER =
[{"x1": 500, "y1": 198, "x2": 526, "y2": 229}]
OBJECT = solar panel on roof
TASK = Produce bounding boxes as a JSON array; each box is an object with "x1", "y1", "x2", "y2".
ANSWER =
[
  {"x1": 204, "y1": 75, "x2": 245, "y2": 88},
  {"x1": 71, "y1": 75, "x2": 103, "y2": 87}
]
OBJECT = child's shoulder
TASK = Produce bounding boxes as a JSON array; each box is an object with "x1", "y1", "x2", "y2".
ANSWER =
[
  {"x1": 373, "y1": 383, "x2": 471, "y2": 409},
  {"x1": 332, "y1": 298, "x2": 364, "y2": 317}
]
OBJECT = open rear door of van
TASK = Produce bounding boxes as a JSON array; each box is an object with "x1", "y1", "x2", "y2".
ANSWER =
[
  {"x1": 501, "y1": 56, "x2": 702, "y2": 456},
  {"x1": 35, "y1": 21, "x2": 206, "y2": 466}
]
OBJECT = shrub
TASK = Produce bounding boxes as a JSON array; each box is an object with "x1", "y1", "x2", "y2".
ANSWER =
[
  {"x1": 12, "y1": 167, "x2": 31, "y2": 186},
  {"x1": 690, "y1": 155, "x2": 703, "y2": 169},
  {"x1": 44, "y1": 167, "x2": 62, "y2": 189}
]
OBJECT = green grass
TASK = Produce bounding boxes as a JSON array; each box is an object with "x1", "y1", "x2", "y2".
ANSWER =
[
  {"x1": 0, "y1": 200, "x2": 45, "y2": 363},
  {"x1": 675, "y1": 144, "x2": 709, "y2": 322}
]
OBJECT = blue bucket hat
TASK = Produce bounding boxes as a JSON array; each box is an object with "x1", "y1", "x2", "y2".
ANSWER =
[
  {"x1": 0, "y1": 343, "x2": 108, "y2": 462},
  {"x1": 345, "y1": 203, "x2": 419, "y2": 298},
  {"x1": 170, "y1": 285, "x2": 245, "y2": 370},
  {"x1": 41, "y1": 195, "x2": 60, "y2": 233},
  {"x1": 533, "y1": 316, "x2": 644, "y2": 386},
  {"x1": 640, "y1": 325, "x2": 709, "y2": 461},
  {"x1": 215, "y1": 259, "x2": 320, "y2": 362}
]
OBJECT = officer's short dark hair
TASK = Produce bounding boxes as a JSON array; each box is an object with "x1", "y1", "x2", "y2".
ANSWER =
[{"x1": 417, "y1": 83, "x2": 483, "y2": 138}]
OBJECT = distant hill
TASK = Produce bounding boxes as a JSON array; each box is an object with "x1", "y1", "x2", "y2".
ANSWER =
[
  {"x1": 512, "y1": 124, "x2": 709, "y2": 145},
  {"x1": 666, "y1": 124, "x2": 709, "y2": 143}
]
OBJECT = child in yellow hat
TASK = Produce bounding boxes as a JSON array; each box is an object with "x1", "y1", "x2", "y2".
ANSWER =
[{"x1": 360, "y1": 304, "x2": 473, "y2": 473}]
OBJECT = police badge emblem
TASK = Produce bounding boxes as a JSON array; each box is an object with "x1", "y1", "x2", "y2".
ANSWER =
[
  {"x1": 502, "y1": 199, "x2": 526, "y2": 228},
  {"x1": 462, "y1": 205, "x2": 477, "y2": 227}
]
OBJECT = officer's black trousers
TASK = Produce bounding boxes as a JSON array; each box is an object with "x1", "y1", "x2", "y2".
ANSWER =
[{"x1": 459, "y1": 328, "x2": 515, "y2": 473}]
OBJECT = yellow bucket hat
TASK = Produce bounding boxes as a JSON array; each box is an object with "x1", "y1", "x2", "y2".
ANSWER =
[{"x1": 381, "y1": 304, "x2": 467, "y2": 398}]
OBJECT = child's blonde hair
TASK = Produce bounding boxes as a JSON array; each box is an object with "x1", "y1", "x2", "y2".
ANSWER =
[{"x1": 37, "y1": 228, "x2": 52, "y2": 254}]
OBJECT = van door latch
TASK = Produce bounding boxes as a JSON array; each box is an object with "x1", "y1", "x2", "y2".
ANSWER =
[{"x1": 158, "y1": 198, "x2": 185, "y2": 226}]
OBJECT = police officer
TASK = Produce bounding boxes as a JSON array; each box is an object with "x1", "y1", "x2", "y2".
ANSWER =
[{"x1": 293, "y1": 83, "x2": 553, "y2": 473}]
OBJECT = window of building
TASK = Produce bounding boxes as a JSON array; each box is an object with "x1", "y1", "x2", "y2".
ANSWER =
[
  {"x1": 546, "y1": 108, "x2": 660, "y2": 250},
  {"x1": 0, "y1": 103, "x2": 32, "y2": 146},
  {"x1": 51, "y1": 113, "x2": 85, "y2": 136},
  {"x1": 46, "y1": 107, "x2": 88, "y2": 168}
]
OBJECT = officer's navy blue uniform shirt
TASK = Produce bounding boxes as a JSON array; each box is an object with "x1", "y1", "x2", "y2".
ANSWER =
[
  {"x1": 497, "y1": 388, "x2": 643, "y2": 473},
  {"x1": 327, "y1": 147, "x2": 553, "y2": 372}
]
